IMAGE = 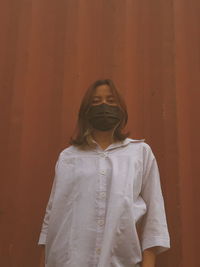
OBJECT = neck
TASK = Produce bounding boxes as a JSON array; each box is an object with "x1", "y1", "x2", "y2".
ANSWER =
[{"x1": 92, "y1": 129, "x2": 115, "y2": 150}]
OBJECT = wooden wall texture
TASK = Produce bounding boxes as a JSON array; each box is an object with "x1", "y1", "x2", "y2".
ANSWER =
[{"x1": 0, "y1": 0, "x2": 200, "y2": 266}]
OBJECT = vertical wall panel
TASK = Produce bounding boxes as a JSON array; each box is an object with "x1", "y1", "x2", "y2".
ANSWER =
[
  {"x1": 174, "y1": 1, "x2": 200, "y2": 266},
  {"x1": 0, "y1": 0, "x2": 199, "y2": 266}
]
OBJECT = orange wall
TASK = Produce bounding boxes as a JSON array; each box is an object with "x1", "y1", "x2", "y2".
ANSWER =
[{"x1": 0, "y1": 1, "x2": 200, "y2": 266}]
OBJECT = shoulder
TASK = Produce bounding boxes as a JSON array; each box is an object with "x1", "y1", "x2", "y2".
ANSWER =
[
  {"x1": 53, "y1": 145, "x2": 81, "y2": 168},
  {"x1": 125, "y1": 138, "x2": 155, "y2": 158},
  {"x1": 59, "y1": 145, "x2": 80, "y2": 158},
  {"x1": 57, "y1": 144, "x2": 92, "y2": 161},
  {"x1": 126, "y1": 138, "x2": 152, "y2": 150}
]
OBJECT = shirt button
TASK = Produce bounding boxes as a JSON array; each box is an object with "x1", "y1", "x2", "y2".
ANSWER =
[
  {"x1": 96, "y1": 248, "x2": 101, "y2": 255},
  {"x1": 98, "y1": 219, "x2": 105, "y2": 226},
  {"x1": 100, "y1": 192, "x2": 106, "y2": 198},
  {"x1": 100, "y1": 170, "x2": 105, "y2": 175}
]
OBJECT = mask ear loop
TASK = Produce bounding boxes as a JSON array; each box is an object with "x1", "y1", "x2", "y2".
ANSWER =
[
  {"x1": 83, "y1": 105, "x2": 96, "y2": 146},
  {"x1": 111, "y1": 120, "x2": 121, "y2": 142},
  {"x1": 112, "y1": 104, "x2": 124, "y2": 141}
]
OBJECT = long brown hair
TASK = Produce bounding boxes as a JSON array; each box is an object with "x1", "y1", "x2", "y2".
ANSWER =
[{"x1": 70, "y1": 79, "x2": 129, "y2": 146}]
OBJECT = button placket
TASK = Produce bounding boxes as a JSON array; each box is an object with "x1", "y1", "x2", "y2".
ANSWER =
[{"x1": 94, "y1": 153, "x2": 108, "y2": 264}]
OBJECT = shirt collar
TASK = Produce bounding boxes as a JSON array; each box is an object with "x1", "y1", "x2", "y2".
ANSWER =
[{"x1": 91, "y1": 137, "x2": 145, "y2": 152}]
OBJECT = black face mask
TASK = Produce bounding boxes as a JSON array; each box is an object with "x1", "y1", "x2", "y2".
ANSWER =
[{"x1": 87, "y1": 103, "x2": 123, "y2": 131}]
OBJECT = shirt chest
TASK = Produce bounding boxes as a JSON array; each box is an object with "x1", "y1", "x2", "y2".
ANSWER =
[{"x1": 56, "y1": 149, "x2": 144, "y2": 201}]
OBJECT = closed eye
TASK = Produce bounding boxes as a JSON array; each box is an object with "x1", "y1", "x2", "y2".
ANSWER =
[
  {"x1": 107, "y1": 98, "x2": 115, "y2": 103},
  {"x1": 91, "y1": 95, "x2": 117, "y2": 105},
  {"x1": 92, "y1": 97, "x2": 101, "y2": 104}
]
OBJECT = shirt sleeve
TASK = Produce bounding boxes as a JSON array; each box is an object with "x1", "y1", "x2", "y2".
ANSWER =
[
  {"x1": 38, "y1": 158, "x2": 60, "y2": 245},
  {"x1": 140, "y1": 143, "x2": 170, "y2": 254}
]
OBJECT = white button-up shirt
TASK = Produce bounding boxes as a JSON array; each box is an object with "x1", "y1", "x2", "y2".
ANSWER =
[{"x1": 38, "y1": 138, "x2": 170, "y2": 267}]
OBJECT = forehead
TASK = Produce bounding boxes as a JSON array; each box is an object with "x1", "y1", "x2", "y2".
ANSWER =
[{"x1": 93, "y1": 84, "x2": 113, "y2": 96}]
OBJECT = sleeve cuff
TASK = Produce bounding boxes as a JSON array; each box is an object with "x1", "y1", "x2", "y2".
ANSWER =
[
  {"x1": 38, "y1": 233, "x2": 47, "y2": 245},
  {"x1": 142, "y1": 237, "x2": 170, "y2": 255}
]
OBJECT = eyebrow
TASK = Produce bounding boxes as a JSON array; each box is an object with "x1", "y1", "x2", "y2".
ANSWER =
[{"x1": 93, "y1": 94, "x2": 114, "y2": 98}]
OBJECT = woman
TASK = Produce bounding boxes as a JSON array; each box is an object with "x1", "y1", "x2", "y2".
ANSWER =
[{"x1": 38, "y1": 79, "x2": 170, "y2": 267}]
